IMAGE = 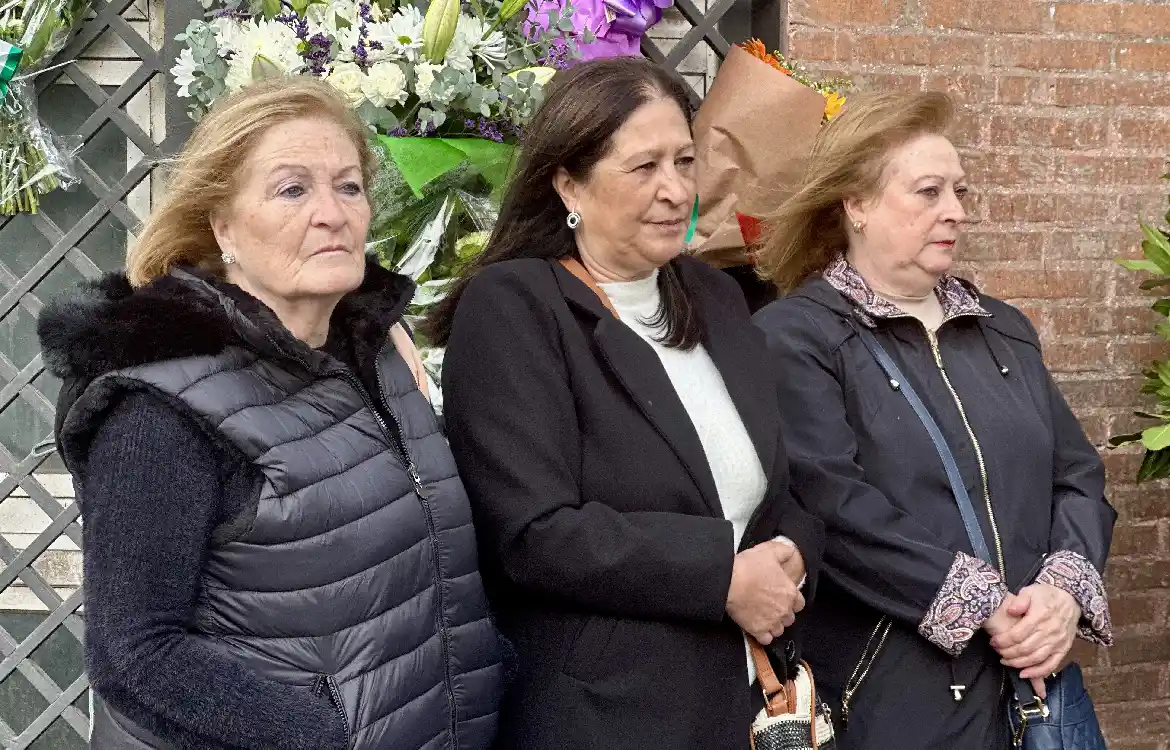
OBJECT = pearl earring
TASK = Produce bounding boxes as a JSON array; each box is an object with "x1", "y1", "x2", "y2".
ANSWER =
[
  {"x1": 221, "y1": 251, "x2": 236, "y2": 265},
  {"x1": 566, "y1": 211, "x2": 581, "y2": 230}
]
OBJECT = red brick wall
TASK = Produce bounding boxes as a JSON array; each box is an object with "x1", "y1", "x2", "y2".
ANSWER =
[{"x1": 783, "y1": 1, "x2": 1170, "y2": 747}]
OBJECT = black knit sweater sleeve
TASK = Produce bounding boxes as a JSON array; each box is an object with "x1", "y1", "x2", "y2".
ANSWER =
[{"x1": 80, "y1": 389, "x2": 348, "y2": 750}]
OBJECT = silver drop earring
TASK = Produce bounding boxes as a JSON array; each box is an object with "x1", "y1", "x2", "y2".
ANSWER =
[
  {"x1": 221, "y1": 251, "x2": 236, "y2": 265},
  {"x1": 566, "y1": 211, "x2": 581, "y2": 230}
]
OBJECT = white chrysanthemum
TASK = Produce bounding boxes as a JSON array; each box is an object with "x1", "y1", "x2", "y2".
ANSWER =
[
  {"x1": 223, "y1": 19, "x2": 302, "y2": 92},
  {"x1": 445, "y1": 14, "x2": 507, "y2": 71},
  {"x1": 366, "y1": 6, "x2": 424, "y2": 62},
  {"x1": 326, "y1": 61, "x2": 367, "y2": 105},
  {"x1": 361, "y1": 61, "x2": 409, "y2": 107},
  {"x1": 209, "y1": 16, "x2": 245, "y2": 55},
  {"x1": 413, "y1": 61, "x2": 442, "y2": 103},
  {"x1": 172, "y1": 47, "x2": 199, "y2": 97}
]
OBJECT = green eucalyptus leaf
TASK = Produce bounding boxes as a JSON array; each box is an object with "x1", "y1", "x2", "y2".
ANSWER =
[{"x1": 261, "y1": 0, "x2": 281, "y2": 19}]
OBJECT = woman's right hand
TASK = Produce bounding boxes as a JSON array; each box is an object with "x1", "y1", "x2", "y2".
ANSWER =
[{"x1": 726, "y1": 540, "x2": 806, "y2": 645}]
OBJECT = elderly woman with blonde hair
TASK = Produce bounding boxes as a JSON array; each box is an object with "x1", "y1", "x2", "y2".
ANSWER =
[
  {"x1": 752, "y1": 91, "x2": 1115, "y2": 748},
  {"x1": 36, "y1": 78, "x2": 506, "y2": 749}
]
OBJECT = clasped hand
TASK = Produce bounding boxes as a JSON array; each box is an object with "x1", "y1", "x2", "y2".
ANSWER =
[
  {"x1": 725, "y1": 540, "x2": 806, "y2": 645},
  {"x1": 984, "y1": 583, "x2": 1080, "y2": 698}
]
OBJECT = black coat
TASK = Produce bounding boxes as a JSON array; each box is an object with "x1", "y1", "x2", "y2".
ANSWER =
[
  {"x1": 752, "y1": 278, "x2": 1115, "y2": 750},
  {"x1": 442, "y1": 256, "x2": 826, "y2": 750}
]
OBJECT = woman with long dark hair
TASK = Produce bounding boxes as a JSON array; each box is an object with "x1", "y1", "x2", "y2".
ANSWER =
[{"x1": 428, "y1": 57, "x2": 825, "y2": 749}]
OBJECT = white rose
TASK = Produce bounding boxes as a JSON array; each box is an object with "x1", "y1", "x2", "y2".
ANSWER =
[
  {"x1": 361, "y1": 62, "x2": 409, "y2": 108},
  {"x1": 327, "y1": 62, "x2": 366, "y2": 105}
]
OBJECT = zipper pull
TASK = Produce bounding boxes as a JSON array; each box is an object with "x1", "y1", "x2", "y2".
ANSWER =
[{"x1": 408, "y1": 464, "x2": 430, "y2": 498}]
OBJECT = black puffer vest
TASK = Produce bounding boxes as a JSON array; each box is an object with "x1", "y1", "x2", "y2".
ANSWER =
[{"x1": 41, "y1": 259, "x2": 504, "y2": 749}]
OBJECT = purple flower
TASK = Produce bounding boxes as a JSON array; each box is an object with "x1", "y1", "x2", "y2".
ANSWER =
[
  {"x1": 304, "y1": 33, "x2": 333, "y2": 76},
  {"x1": 526, "y1": 0, "x2": 673, "y2": 61}
]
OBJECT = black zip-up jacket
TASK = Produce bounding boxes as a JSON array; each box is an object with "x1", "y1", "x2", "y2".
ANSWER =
[{"x1": 752, "y1": 272, "x2": 1115, "y2": 750}]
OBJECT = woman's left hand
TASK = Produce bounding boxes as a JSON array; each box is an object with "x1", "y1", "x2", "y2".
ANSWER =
[
  {"x1": 390, "y1": 323, "x2": 430, "y2": 401},
  {"x1": 990, "y1": 583, "x2": 1080, "y2": 680},
  {"x1": 779, "y1": 542, "x2": 805, "y2": 586}
]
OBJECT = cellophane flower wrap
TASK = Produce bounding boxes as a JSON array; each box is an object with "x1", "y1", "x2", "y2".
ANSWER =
[
  {"x1": 173, "y1": 0, "x2": 614, "y2": 403},
  {"x1": 690, "y1": 40, "x2": 850, "y2": 268},
  {"x1": 0, "y1": 0, "x2": 91, "y2": 215}
]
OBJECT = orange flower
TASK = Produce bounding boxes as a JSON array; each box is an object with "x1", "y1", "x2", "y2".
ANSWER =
[{"x1": 739, "y1": 38, "x2": 787, "y2": 74}]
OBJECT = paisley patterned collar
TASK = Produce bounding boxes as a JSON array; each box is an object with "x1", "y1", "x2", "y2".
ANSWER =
[{"x1": 822, "y1": 255, "x2": 990, "y2": 328}]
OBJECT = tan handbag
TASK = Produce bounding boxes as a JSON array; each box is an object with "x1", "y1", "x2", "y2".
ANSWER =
[{"x1": 748, "y1": 636, "x2": 835, "y2": 750}]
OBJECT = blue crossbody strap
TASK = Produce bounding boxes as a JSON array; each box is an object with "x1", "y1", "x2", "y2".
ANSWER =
[
  {"x1": 854, "y1": 327, "x2": 994, "y2": 566},
  {"x1": 854, "y1": 326, "x2": 1061, "y2": 733}
]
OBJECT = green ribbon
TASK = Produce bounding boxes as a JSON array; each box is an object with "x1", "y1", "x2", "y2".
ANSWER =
[
  {"x1": 684, "y1": 195, "x2": 699, "y2": 245},
  {"x1": 375, "y1": 135, "x2": 517, "y2": 199},
  {"x1": 0, "y1": 41, "x2": 22, "y2": 101}
]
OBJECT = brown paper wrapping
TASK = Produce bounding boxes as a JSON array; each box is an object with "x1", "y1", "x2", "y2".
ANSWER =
[{"x1": 690, "y1": 46, "x2": 828, "y2": 268}]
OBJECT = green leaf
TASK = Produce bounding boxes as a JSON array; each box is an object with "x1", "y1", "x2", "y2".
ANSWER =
[
  {"x1": 291, "y1": 0, "x2": 310, "y2": 14},
  {"x1": 1108, "y1": 432, "x2": 1143, "y2": 448},
  {"x1": 1137, "y1": 447, "x2": 1170, "y2": 483},
  {"x1": 261, "y1": 0, "x2": 281, "y2": 19},
  {"x1": 1117, "y1": 257, "x2": 1163, "y2": 273},
  {"x1": 1140, "y1": 277, "x2": 1170, "y2": 290},
  {"x1": 251, "y1": 54, "x2": 283, "y2": 81},
  {"x1": 1141, "y1": 222, "x2": 1170, "y2": 272},
  {"x1": 1153, "y1": 299, "x2": 1170, "y2": 317},
  {"x1": 1141, "y1": 422, "x2": 1170, "y2": 451}
]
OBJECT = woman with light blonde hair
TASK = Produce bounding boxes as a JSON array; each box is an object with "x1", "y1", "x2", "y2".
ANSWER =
[
  {"x1": 752, "y1": 91, "x2": 1114, "y2": 748},
  {"x1": 36, "y1": 77, "x2": 506, "y2": 749}
]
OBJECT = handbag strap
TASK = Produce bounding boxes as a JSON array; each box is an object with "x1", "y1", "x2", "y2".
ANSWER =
[
  {"x1": 853, "y1": 327, "x2": 993, "y2": 564},
  {"x1": 748, "y1": 636, "x2": 797, "y2": 717},
  {"x1": 558, "y1": 258, "x2": 620, "y2": 319},
  {"x1": 853, "y1": 326, "x2": 1046, "y2": 726}
]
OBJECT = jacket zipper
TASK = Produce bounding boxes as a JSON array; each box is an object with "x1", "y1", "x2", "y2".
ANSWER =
[
  {"x1": 272, "y1": 337, "x2": 459, "y2": 745},
  {"x1": 924, "y1": 328, "x2": 1007, "y2": 579},
  {"x1": 840, "y1": 616, "x2": 892, "y2": 728},
  {"x1": 315, "y1": 674, "x2": 352, "y2": 745},
  {"x1": 372, "y1": 365, "x2": 460, "y2": 747}
]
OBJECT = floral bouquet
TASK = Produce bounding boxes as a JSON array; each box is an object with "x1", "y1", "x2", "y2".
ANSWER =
[
  {"x1": 690, "y1": 39, "x2": 849, "y2": 268},
  {"x1": 0, "y1": 0, "x2": 91, "y2": 214}
]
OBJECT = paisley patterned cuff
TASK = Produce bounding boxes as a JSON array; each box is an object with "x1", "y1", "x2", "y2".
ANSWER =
[
  {"x1": 919, "y1": 552, "x2": 1008, "y2": 657},
  {"x1": 1036, "y1": 550, "x2": 1113, "y2": 647}
]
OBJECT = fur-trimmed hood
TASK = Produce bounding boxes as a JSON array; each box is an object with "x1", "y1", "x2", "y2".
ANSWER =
[{"x1": 37, "y1": 254, "x2": 415, "y2": 386}]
